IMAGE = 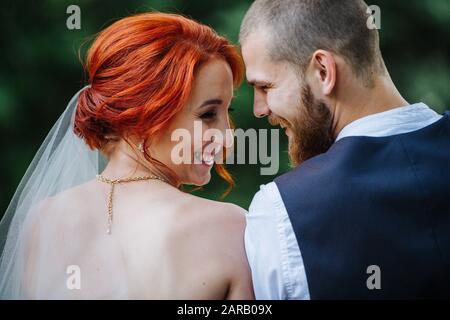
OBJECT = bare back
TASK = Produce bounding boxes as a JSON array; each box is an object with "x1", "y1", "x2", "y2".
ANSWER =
[{"x1": 23, "y1": 180, "x2": 254, "y2": 299}]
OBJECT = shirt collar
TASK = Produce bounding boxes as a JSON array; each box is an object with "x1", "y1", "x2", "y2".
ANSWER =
[{"x1": 335, "y1": 103, "x2": 443, "y2": 142}]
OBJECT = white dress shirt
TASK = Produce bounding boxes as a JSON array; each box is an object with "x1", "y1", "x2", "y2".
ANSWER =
[{"x1": 245, "y1": 103, "x2": 443, "y2": 300}]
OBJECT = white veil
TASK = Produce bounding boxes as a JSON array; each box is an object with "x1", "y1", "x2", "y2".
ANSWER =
[{"x1": 0, "y1": 86, "x2": 113, "y2": 299}]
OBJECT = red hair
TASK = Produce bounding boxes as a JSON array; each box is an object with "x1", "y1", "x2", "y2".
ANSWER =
[{"x1": 74, "y1": 12, "x2": 244, "y2": 193}]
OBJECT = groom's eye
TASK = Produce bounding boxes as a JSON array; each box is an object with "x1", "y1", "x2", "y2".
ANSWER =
[{"x1": 257, "y1": 85, "x2": 271, "y2": 93}]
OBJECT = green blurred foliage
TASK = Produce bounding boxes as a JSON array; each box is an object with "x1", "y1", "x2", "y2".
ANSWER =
[{"x1": 0, "y1": 0, "x2": 449, "y2": 215}]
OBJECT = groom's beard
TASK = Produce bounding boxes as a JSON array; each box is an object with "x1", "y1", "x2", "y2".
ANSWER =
[{"x1": 269, "y1": 84, "x2": 334, "y2": 167}]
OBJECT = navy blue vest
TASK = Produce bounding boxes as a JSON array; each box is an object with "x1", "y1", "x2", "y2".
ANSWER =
[{"x1": 275, "y1": 112, "x2": 450, "y2": 299}]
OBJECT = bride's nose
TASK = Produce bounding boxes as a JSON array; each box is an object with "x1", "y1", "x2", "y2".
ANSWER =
[
  {"x1": 224, "y1": 128, "x2": 234, "y2": 149},
  {"x1": 221, "y1": 115, "x2": 234, "y2": 148},
  {"x1": 203, "y1": 134, "x2": 223, "y2": 154},
  {"x1": 211, "y1": 117, "x2": 232, "y2": 147}
]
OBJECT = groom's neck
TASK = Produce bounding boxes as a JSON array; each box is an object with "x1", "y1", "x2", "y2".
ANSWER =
[{"x1": 331, "y1": 73, "x2": 409, "y2": 139}]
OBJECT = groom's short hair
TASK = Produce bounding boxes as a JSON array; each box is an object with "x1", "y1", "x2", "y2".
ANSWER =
[{"x1": 240, "y1": 0, "x2": 385, "y2": 87}]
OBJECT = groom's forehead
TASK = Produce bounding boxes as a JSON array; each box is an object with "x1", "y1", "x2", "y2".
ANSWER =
[
  {"x1": 241, "y1": 33, "x2": 277, "y2": 81},
  {"x1": 241, "y1": 32, "x2": 270, "y2": 64}
]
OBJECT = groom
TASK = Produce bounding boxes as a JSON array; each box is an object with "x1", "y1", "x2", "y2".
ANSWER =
[{"x1": 241, "y1": 0, "x2": 450, "y2": 299}]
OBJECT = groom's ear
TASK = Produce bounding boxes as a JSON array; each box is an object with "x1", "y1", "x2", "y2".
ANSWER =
[{"x1": 309, "y1": 50, "x2": 336, "y2": 96}]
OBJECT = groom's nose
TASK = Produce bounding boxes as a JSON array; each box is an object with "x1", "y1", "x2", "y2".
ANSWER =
[{"x1": 253, "y1": 92, "x2": 270, "y2": 118}]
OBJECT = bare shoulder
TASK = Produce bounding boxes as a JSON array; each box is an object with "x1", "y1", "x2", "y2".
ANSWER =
[
  {"x1": 21, "y1": 179, "x2": 101, "y2": 249},
  {"x1": 165, "y1": 191, "x2": 248, "y2": 264},
  {"x1": 28, "y1": 179, "x2": 102, "y2": 229},
  {"x1": 173, "y1": 192, "x2": 247, "y2": 240}
]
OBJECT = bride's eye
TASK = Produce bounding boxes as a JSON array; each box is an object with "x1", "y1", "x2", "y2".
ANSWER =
[{"x1": 200, "y1": 110, "x2": 217, "y2": 120}]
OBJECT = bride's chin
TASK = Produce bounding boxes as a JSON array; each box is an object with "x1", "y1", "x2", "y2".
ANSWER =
[
  {"x1": 196, "y1": 179, "x2": 211, "y2": 187},
  {"x1": 186, "y1": 177, "x2": 211, "y2": 187},
  {"x1": 190, "y1": 167, "x2": 212, "y2": 186}
]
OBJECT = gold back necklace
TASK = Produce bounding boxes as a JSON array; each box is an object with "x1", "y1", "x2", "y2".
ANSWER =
[{"x1": 96, "y1": 174, "x2": 167, "y2": 234}]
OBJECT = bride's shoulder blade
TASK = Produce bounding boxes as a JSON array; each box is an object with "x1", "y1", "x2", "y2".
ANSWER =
[{"x1": 165, "y1": 191, "x2": 248, "y2": 257}]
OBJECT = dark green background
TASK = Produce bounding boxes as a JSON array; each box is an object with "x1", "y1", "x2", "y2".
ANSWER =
[{"x1": 0, "y1": 0, "x2": 449, "y2": 216}]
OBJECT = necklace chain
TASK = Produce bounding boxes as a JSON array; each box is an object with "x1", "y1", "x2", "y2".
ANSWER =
[{"x1": 96, "y1": 174, "x2": 167, "y2": 235}]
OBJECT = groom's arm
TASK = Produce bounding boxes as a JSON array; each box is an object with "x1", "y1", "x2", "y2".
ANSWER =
[{"x1": 244, "y1": 182, "x2": 310, "y2": 300}]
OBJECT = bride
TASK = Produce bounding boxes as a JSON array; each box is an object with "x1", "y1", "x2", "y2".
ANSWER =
[{"x1": 0, "y1": 12, "x2": 254, "y2": 299}]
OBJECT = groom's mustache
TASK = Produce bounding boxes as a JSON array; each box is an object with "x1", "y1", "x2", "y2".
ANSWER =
[{"x1": 268, "y1": 114, "x2": 290, "y2": 130}]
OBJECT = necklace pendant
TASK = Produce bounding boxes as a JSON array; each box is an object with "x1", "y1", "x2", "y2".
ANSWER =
[{"x1": 97, "y1": 174, "x2": 167, "y2": 237}]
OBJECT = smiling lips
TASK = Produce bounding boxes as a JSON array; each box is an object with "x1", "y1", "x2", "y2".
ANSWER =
[
  {"x1": 269, "y1": 115, "x2": 290, "y2": 130},
  {"x1": 194, "y1": 151, "x2": 215, "y2": 166}
]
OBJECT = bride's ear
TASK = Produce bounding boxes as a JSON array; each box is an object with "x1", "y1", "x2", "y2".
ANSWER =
[{"x1": 309, "y1": 50, "x2": 337, "y2": 96}]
